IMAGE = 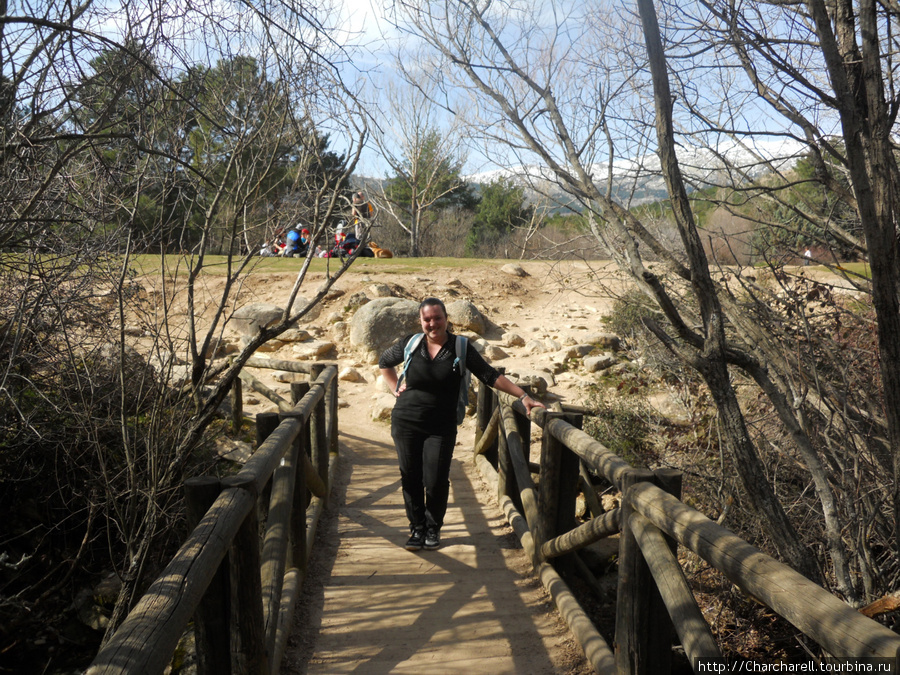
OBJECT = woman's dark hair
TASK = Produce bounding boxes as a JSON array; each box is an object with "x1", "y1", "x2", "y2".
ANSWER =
[{"x1": 418, "y1": 297, "x2": 447, "y2": 317}]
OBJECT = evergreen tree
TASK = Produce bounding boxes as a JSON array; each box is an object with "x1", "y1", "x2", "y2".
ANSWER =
[{"x1": 466, "y1": 177, "x2": 533, "y2": 256}]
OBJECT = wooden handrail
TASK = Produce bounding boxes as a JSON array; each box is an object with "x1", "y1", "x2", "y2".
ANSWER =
[
  {"x1": 87, "y1": 486, "x2": 256, "y2": 674},
  {"x1": 540, "y1": 509, "x2": 620, "y2": 561},
  {"x1": 88, "y1": 365, "x2": 340, "y2": 675},
  {"x1": 630, "y1": 481, "x2": 900, "y2": 659},
  {"x1": 630, "y1": 512, "x2": 720, "y2": 662},
  {"x1": 473, "y1": 380, "x2": 900, "y2": 673}
]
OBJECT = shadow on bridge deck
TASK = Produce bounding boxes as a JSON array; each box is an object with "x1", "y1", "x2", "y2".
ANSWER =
[{"x1": 282, "y1": 422, "x2": 590, "y2": 675}]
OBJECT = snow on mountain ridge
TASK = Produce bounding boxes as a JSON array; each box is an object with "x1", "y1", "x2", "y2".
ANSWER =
[{"x1": 464, "y1": 138, "x2": 808, "y2": 188}]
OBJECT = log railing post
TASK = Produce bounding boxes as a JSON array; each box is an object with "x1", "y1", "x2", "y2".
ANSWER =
[
  {"x1": 221, "y1": 476, "x2": 268, "y2": 674},
  {"x1": 556, "y1": 413, "x2": 581, "y2": 576},
  {"x1": 615, "y1": 467, "x2": 668, "y2": 675},
  {"x1": 501, "y1": 387, "x2": 531, "y2": 510},
  {"x1": 308, "y1": 366, "x2": 328, "y2": 490},
  {"x1": 290, "y1": 382, "x2": 311, "y2": 573},
  {"x1": 184, "y1": 477, "x2": 230, "y2": 675},
  {"x1": 328, "y1": 373, "x2": 339, "y2": 455},
  {"x1": 512, "y1": 393, "x2": 531, "y2": 464},
  {"x1": 231, "y1": 377, "x2": 243, "y2": 435},
  {"x1": 256, "y1": 412, "x2": 281, "y2": 525},
  {"x1": 311, "y1": 396, "x2": 328, "y2": 494},
  {"x1": 475, "y1": 377, "x2": 490, "y2": 446},
  {"x1": 262, "y1": 423, "x2": 298, "y2": 660},
  {"x1": 477, "y1": 371, "x2": 501, "y2": 467},
  {"x1": 497, "y1": 407, "x2": 512, "y2": 504},
  {"x1": 536, "y1": 412, "x2": 581, "y2": 573}
]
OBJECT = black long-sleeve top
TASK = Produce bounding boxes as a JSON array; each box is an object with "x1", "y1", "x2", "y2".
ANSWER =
[{"x1": 379, "y1": 332, "x2": 500, "y2": 434}]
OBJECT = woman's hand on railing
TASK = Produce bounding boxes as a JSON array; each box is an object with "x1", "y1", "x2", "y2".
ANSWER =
[{"x1": 519, "y1": 394, "x2": 546, "y2": 416}]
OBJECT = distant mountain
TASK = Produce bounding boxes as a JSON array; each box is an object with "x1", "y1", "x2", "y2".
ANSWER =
[
  {"x1": 352, "y1": 138, "x2": 808, "y2": 212},
  {"x1": 463, "y1": 137, "x2": 809, "y2": 210}
]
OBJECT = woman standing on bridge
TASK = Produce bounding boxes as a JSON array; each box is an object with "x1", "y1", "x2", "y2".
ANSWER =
[{"x1": 379, "y1": 297, "x2": 545, "y2": 551}]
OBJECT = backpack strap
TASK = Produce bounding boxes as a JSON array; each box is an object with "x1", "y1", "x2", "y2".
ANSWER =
[
  {"x1": 453, "y1": 335, "x2": 467, "y2": 377},
  {"x1": 395, "y1": 333, "x2": 425, "y2": 393},
  {"x1": 455, "y1": 336, "x2": 471, "y2": 424}
]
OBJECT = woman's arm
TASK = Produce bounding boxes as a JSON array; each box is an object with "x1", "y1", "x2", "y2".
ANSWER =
[
  {"x1": 380, "y1": 367, "x2": 404, "y2": 397},
  {"x1": 378, "y1": 337, "x2": 409, "y2": 397},
  {"x1": 492, "y1": 374, "x2": 547, "y2": 415}
]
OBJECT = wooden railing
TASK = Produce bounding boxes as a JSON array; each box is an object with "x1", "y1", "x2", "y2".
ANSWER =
[
  {"x1": 87, "y1": 361, "x2": 339, "y2": 675},
  {"x1": 472, "y1": 383, "x2": 900, "y2": 674}
]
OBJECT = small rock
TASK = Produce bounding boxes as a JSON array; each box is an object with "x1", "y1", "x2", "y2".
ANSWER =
[
  {"x1": 549, "y1": 361, "x2": 567, "y2": 375},
  {"x1": 331, "y1": 321, "x2": 349, "y2": 342},
  {"x1": 93, "y1": 573, "x2": 123, "y2": 605},
  {"x1": 501, "y1": 263, "x2": 528, "y2": 277},
  {"x1": 512, "y1": 371, "x2": 550, "y2": 396},
  {"x1": 327, "y1": 311, "x2": 343, "y2": 323},
  {"x1": 369, "y1": 283, "x2": 394, "y2": 297},
  {"x1": 246, "y1": 396, "x2": 261, "y2": 405},
  {"x1": 372, "y1": 393, "x2": 396, "y2": 421},
  {"x1": 216, "y1": 437, "x2": 253, "y2": 463},
  {"x1": 543, "y1": 337, "x2": 561, "y2": 351},
  {"x1": 552, "y1": 348, "x2": 578, "y2": 362},
  {"x1": 525, "y1": 339, "x2": 546, "y2": 354},
  {"x1": 344, "y1": 292, "x2": 370, "y2": 311},
  {"x1": 255, "y1": 339, "x2": 285, "y2": 353},
  {"x1": 585, "y1": 354, "x2": 617, "y2": 372},
  {"x1": 584, "y1": 332, "x2": 621, "y2": 351},
  {"x1": 232, "y1": 303, "x2": 284, "y2": 337},
  {"x1": 279, "y1": 328, "x2": 311, "y2": 343},
  {"x1": 502, "y1": 333, "x2": 526, "y2": 347},
  {"x1": 483, "y1": 345, "x2": 508, "y2": 360},
  {"x1": 161, "y1": 364, "x2": 192, "y2": 387},
  {"x1": 292, "y1": 340, "x2": 336, "y2": 359},
  {"x1": 602, "y1": 494, "x2": 621, "y2": 511},
  {"x1": 339, "y1": 367, "x2": 365, "y2": 383}
]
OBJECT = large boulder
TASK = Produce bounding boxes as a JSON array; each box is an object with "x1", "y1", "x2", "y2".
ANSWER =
[
  {"x1": 446, "y1": 299, "x2": 486, "y2": 335},
  {"x1": 232, "y1": 303, "x2": 283, "y2": 337},
  {"x1": 350, "y1": 298, "x2": 421, "y2": 363},
  {"x1": 290, "y1": 296, "x2": 322, "y2": 324}
]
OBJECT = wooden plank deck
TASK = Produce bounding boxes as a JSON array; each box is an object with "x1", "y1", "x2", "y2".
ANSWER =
[{"x1": 282, "y1": 419, "x2": 591, "y2": 674}]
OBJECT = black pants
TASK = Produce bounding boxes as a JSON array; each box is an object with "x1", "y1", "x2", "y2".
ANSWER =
[{"x1": 391, "y1": 420, "x2": 456, "y2": 531}]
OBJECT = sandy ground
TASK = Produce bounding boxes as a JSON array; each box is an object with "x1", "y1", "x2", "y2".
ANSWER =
[{"x1": 203, "y1": 259, "x2": 623, "y2": 674}]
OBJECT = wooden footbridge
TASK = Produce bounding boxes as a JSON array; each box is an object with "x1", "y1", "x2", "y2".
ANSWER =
[{"x1": 88, "y1": 362, "x2": 900, "y2": 674}]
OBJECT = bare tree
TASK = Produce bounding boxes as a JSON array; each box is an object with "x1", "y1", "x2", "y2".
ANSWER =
[
  {"x1": 0, "y1": 0, "x2": 370, "y2": 663},
  {"x1": 370, "y1": 78, "x2": 473, "y2": 256},
  {"x1": 388, "y1": 0, "x2": 900, "y2": 593}
]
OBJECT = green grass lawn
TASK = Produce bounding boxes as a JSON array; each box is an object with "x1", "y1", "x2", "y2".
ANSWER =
[{"x1": 128, "y1": 254, "x2": 510, "y2": 276}]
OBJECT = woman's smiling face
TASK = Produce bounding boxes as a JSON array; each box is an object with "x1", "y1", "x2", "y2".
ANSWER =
[{"x1": 420, "y1": 303, "x2": 448, "y2": 343}]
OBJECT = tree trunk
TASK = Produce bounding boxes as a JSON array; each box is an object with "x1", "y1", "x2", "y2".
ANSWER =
[
  {"x1": 636, "y1": 0, "x2": 819, "y2": 579},
  {"x1": 808, "y1": 0, "x2": 900, "y2": 552}
]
